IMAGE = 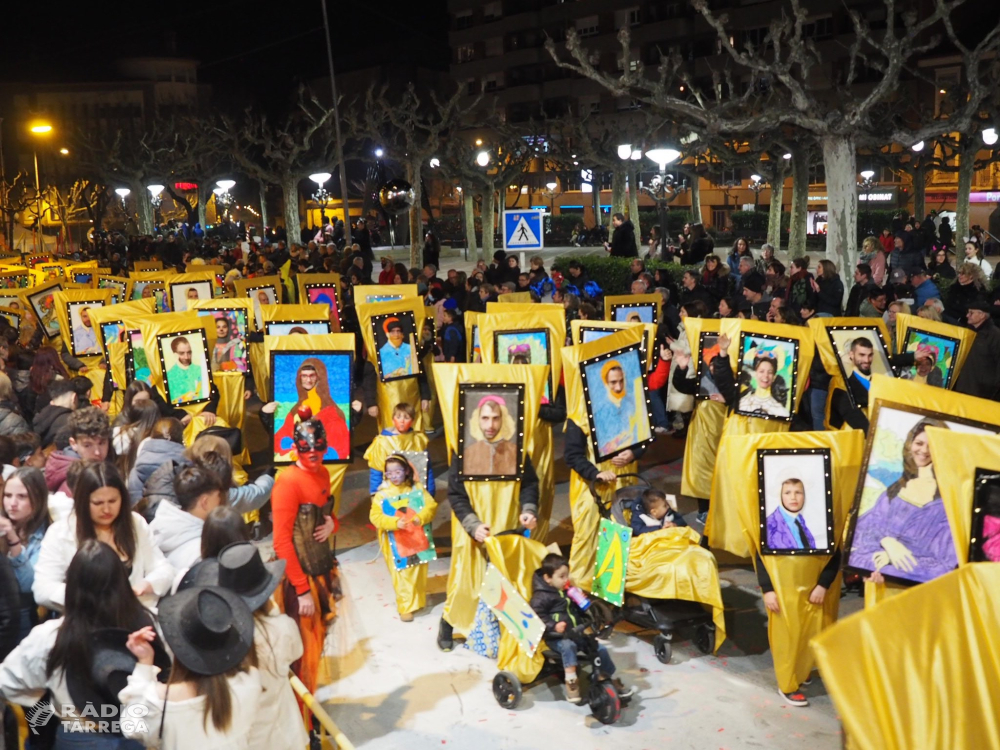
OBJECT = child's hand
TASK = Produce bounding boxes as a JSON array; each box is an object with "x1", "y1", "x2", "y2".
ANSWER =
[
  {"x1": 663, "y1": 521, "x2": 677, "y2": 529},
  {"x1": 473, "y1": 524, "x2": 491, "y2": 542},
  {"x1": 808, "y1": 585, "x2": 827, "y2": 605},
  {"x1": 519, "y1": 512, "x2": 537, "y2": 530},
  {"x1": 126, "y1": 626, "x2": 156, "y2": 666},
  {"x1": 555, "y1": 621, "x2": 567, "y2": 634},
  {"x1": 763, "y1": 591, "x2": 780, "y2": 614},
  {"x1": 396, "y1": 518, "x2": 409, "y2": 530},
  {"x1": 596, "y1": 470, "x2": 617, "y2": 482}
]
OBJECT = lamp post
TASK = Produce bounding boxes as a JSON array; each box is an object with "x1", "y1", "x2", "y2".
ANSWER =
[
  {"x1": 544, "y1": 180, "x2": 558, "y2": 214},
  {"x1": 114, "y1": 188, "x2": 131, "y2": 228},
  {"x1": 214, "y1": 180, "x2": 235, "y2": 220},
  {"x1": 858, "y1": 169, "x2": 876, "y2": 237},
  {"x1": 27, "y1": 121, "x2": 53, "y2": 251},
  {"x1": 309, "y1": 172, "x2": 332, "y2": 228},
  {"x1": 642, "y1": 147, "x2": 682, "y2": 258},
  {"x1": 749, "y1": 174, "x2": 765, "y2": 211}
]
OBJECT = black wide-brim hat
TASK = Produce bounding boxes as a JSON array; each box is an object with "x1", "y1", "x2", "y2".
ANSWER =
[
  {"x1": 66, "y1": 627, "x2": 171, "y2": 713},
  {"x1": 217, "y1": 542, "x2": 286, "y2": 612},
  {"x1": 157, "y1": 586, "x2": 254, "y2": 677},
  {"x1": 176, "y1": 558, "x2": 220, "y2": 592}
]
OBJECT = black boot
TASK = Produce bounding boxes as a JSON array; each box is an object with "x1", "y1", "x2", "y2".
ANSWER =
[{"x1": 437, "y1": 617, "x2": 454, "y2": 652}]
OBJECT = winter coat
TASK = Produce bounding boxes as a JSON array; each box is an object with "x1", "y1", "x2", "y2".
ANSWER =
[
  {"x1": 629, "y1": 498, "x2": 687, "y2": 536},
  {"x1": 786, "y1": 271, "x2": 817, "y2": 315},
  {"x1": 43, "y1": 448, "x2": 79, "y2": 494},
  {"x1": 32, "y1": 404, "x2": 72, "y2": 449},
  {"x1": 686, "y1": 236, "x2": 714, "y2": 266},
  {"x1": 609, "y1": 220, "x2": 638, "y2": 258},
  {"x1": 943, "y1": 281, "x2": 983, "y2": 325},
  {"x1": 0, "y1": 400, "x2": 28, "y2": 436},
  {"x1": 149, "y1": 496, "x2": 204, "y2": 571},
  {"x1": 247, "y1": 610, "x2": 309, "y2": 750},
  {"x1": 912, "y1": 277, "x2": 941, "y2": 310},
  {"x1": 528, "y1": 569, "x2": 581, "y2": 644},
  {"x1": 127, "y1": 438, "x2": 188, "y2": 506},
  {"x1": 815, "y1": 276, "x2": 844, "y2": 316},
  {"x1": 0, "y1": 555, "x2": 21, "y2": 662},
  {"x1": 954, "y1": 318, "x2": 1000, "y2": 401},
  {"x1": 141, "y1": 457, "x2": 275, "y2": 521}
]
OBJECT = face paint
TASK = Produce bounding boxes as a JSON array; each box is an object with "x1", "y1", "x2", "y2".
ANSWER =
[{"x1": 294, "y1": 418, "x2": 328, "y2": 466}]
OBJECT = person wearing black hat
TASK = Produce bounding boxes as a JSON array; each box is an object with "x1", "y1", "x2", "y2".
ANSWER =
[
  {"x1": 0, "y1": 540, "x2": 159, "y2": 747},
  {"x1": 121, "y1": 584, "x2": 259, "y2": 749},
  {"x1": 741, "y1": 271, "x2": 771, "y2": 320},
  {"x1": 954, "y1": 298, "x2": 1000, "y2": 401}
]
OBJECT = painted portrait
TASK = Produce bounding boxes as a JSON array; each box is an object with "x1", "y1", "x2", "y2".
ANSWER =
[
  {"x1": 372, "y1": 311, "x2": 419, "y2": 382},
  {"x1": 969, "y1": 470, "x2": 1000, "y2": 564},
  {"x1": 271, "y1": 351, "x2": 352, "y2": 465},
  {"x1": 0, "y1": 296, "x2": 22, "y2": 310},
  {"x1": 264, "y1": 321, "x2": 331, "y2": 337},
  {"x1": 580, "y1": 344, "x2": 652, "y2": 462},
  {"x1": 97, "y1": 277, "x2": 126, "y2": 303},
  {"x1": 696, "y1": 332, "x2": 722, "y2": 400},
  {"x1": 74, "y1": 273, "x2": 94, "y2": 285},
  {"x1": 611, "y1": 302, "x2": 656, "y2": 324},
  {"x1": 457, "y1": 384, "x2": 524, "y2": 480},
  {"x1": 758, "y1": 450, "x2": 834, "y2": 555},
  {"x1": 735, "y1": 333, "x2": 798, "y2": 421},
  {"x1": 899, "y1": 330, "x2": 958, "y2": 389},
  {"x1": 305, "y1": 285, "x2": 341, "y2": 326},
  {"x1": 131, "y1": 281, "x2": 163, "y2": 302},
  {"x1": 38, "y1": 264, "x2": 64, "y2": 281},
  {"x1": 366, "y1": 294, "x2": 403, "y2": 305},
  {"x1": 170, "y1": 281, "x2": 213, "y2": 313},
  {"x1": 99, "y1": 321, "x2": 125, "y2": 360},
  {"x1": 27, "y1": 287, "x2": 61, "y2": 340},
  {"x1": 199, "y1": 309, "x2": 248, "y2": 373},
  {"x1": 127, "y1": 330, "x2": 153, "y2": 386},
  {"x1": 157, "y1": 330, "x2": 212, "y2": 407},
  {"x1": 846, "y1": 401, "x2": 1000, "y2": 585},
  {"x1": 248, "y1": 285, "x2": 278, "y2": 329},
  {"x1": 67, "y1": 301, "x2": 105, "y2": 357},
  {"x1": 827, "y1": 326, "x2": 894, "y2": 406},
  {"x1": 494, "y1": 328, "x2": 552, "y2": 402},
  {"x1": 383, "y1": 487, "x2": 437, "y2": 570},
  {"x1": 580, "y1": 327, "x2": 616, "y2": 345}
]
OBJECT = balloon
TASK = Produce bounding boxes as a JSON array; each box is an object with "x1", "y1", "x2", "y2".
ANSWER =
[{"x1": 378, "y1": 179, "x2": 415, "y2": 215}]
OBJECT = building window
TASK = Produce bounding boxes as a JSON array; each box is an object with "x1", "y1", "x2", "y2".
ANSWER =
[
  {"x1": 808, "y1": 164, "x2": 826, "y2": 185},
  {"x1": 483, "y1": 1, "x2": 502, "y2": 21},
  {"x1": 457, "y1": 44, "x2": 475, "y2": 63},
  {"x1": 578, "y1": 96, "x2": 601, "y2": 115},
  {"x1": 711, "y1": 209, "x2": 731, "y2": 230},
  {"x1": 740, "y1": 26, "x2": 771, "y2": 50},
  {"x1": 803, "y1": 16, "x2": 834, "y2": 39},
  {"x1": 466, "y1": 78, "x2": 478, "y2": 96},
  {"x1": 485, "y1": 37, "x2": 503, "y2": 57},
  {"x1": 576, "y1": 15, "x2": 599, "y2": 37},
  {"x1": 456, "y1": 10, "x2": 473, "y2": 30},
  {"x1": 484, "y1": 73, "x2": 504, "y2": 92},
  {"x1": 616, "y1": 7, "x2": 641, "y2": 28}
]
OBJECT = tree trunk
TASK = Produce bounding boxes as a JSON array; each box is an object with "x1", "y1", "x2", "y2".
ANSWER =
[
  {"x1": 258, "y1": 182, "x2": 269, "y2": 239},
  {"x1": 821, "y1": 135, "x2": 858, "y2": 277},
  {"x1": 629, "y1": 169, "x2": 641, "y2": 253},
  {"x1": 955, "y1": 146, "x2": 975, "y2": 246},
  {"x1": 406, "y1": 159, "x2": 422, "y2": 267},
  {"x1": 611, "y1": 165, "x2": 626, "y2": 218},
  {"x1": 767, "y1": 160, "x2": 786, "y2": 252},
  {"x1": 593, "y1": 173, "x2": 602, "y2": 227},
  {"x1": 788, "y1": 149, "x2": 810, "y2": 259},
  {"x1": 462, "y1": 189, "x2": 478, "y2": 261},
  {"x1": 688, "y1": 172, "x2": 702, "y2": 225},
  {"x1": 482, "y1": 189, "x2": 496, "y2": 259},
  {"x1": 911, "y1": 164, "x2": 926, "y2": 222},
  {"x1": 282, "y1": 176, "x2": 300, "y2": 243},
  {"x1": 132, "y1": 181, "x2": 155, "y2": 236},
  {"x1": 197, "y1": 187, "x2": 209, "y2": 232}
]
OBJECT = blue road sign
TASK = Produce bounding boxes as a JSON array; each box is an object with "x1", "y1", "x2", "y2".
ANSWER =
[{"x1": 503, "y1": 210, "x2": 544, "y2": 251}]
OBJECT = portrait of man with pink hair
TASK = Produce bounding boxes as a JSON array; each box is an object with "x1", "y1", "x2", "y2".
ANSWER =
[{"x1": 462, "y1": 393, "x2": 519, "y2": 476}]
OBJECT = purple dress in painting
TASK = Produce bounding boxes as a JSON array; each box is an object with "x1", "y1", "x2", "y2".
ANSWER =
[{"x1": 848, "y1": 488, "x2": 958, "y2": 584}]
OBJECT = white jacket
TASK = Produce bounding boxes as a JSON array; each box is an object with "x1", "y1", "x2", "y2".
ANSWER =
[
  {"x1": 32, "y1": 512, "x2": 175, "y2": 612},
  {"x1": 248, "y1": 610, "x2": 308, "y2": 750},
  {"x1": 119, "y1": 664, "x2": 262, "y2": 750},
  {"x1": 0, "y1": 619, "x2": 70, "y2": 710},
  {"x1": 149, "y1": 499, "x2": 204, "y2": 572}
]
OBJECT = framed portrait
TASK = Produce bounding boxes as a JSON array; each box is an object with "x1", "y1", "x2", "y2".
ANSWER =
[
  {"x1": 169, "y1": 280, "x2": 213, "y2": 313},
  {"x1": 0, "y1": 273, "x2": 28, "y2": 289},
  {"x1": 263, "y1": 320, "x2": 332, "y2": 337},
  {"x1": 757, "y1": 449, "x2": 835, "y2": 555},
  {"x1": 969, "y1": 469, "x2": 1000, "y2": 563},
  {"x1": 126, "y1": 330, "x2": 153, "y2": 386},
  {"x1": 66, "y1": 301, "x2": 105, "y2": 357},
  {"x1": 494, "y1": 328, "x2": 553, "y2": 402},
  {"x1": 456, "y1": 383, "x2": 525, "y2": 481},
  {"x1": 735, "y1": 332, "x2": 799, "y2": 422},
  {"x1": 269, "y1": 350, "x2": 353, "y2": 466},
  {"x1": 73, "y1": 273, "x2": 93, "y2": 285},
  {"x1": 383, "y1": 488, "x2": 437, "y2": 570},
  {"x1": 845, "y1": 400, "x2": 1000, "y2": 585},
  {"x1": 99, "y1": 321, "x2": 125, "y2": 360},
  {"x1": 899, "y1": 329, "x2": 959, "y2": 389},
  {"x1": 26, "y1": 284, "x2": 63, "y2": 340},
  {"x1": 366, "y1": 293, "x2": 403, "y2": 305},
  {"x1": 0, "y1": 295, "x2": 22, "y2": 310},
  {"x1": 371, "y1": 311, "x2": 420, "y2": 382},
  {"x1": 131, "y1": 280, "x2": 164, "y2": 302},
  {"x1": 199, "y1": 309, "x2": 249, "y2": 373},
  {"x1": 156, "y1": 329, "x2": 212, "y2": 407},
  {"x1": 580, "y1": 327, "x2": 615, "y2": 345},
  {"x1": 304, "y1": 284, "x2": 341, "y2": 325},
  {"x1": 247, "y1": 285, "x2": 278, "y2": 328},
  {"x1": 826, "y1": 325, "x2": 894, "y2": 406},
  {"x1": 26, "y1": 255, "x2": 50, "y2": 269},
  {"x1": 96, "y1": 277, "x2": 128, "y2": 304},
  {"x1": 695, "y1": 331, "x2": 723, "y2": 400},
  {"x1": 579, "y1": 343, "x2": 653, "y2": 463},
  {"x1": 38, "y1": 263, "x2": 64, "y2": 281},
  {"x1": 609, "y1": 301, "x2": 656, "y2": 324}
]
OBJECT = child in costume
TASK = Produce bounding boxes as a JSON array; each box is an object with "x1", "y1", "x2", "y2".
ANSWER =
[
  {"x1": 529, "y1": 553, "x2": 633, "y2": 704},
  {"x1": 630, "y1": 488, "x2": 688, "y2": 536},
  {"x1": 271, "y1": 418, "x2": 338, "y2": 697},
  {"x1": 369, "y1": 454, "x2": 439, "y2": 622},
  {"x1": 364, "y1": 402, "x2": 435, "y2": 496}
]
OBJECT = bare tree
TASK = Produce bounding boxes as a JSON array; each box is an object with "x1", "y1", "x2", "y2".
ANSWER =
[
  {"x1": 154, "y1": 115, "x2": 231, "y2": 232},
  {"x1": 0, "y1": 173, "x2": 32, "y2": 251},
  {"x1": 548, "y1": 0, "x2": 1000, "y2": 274}
]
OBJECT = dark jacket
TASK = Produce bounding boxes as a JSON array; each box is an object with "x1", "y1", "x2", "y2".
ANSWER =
[
  {"x1": 529, "y1": 569, "x2": 581, "y2": 643},
  {"x1": 678, "y1": 284, "x2": 716, "y2": 311},
  {"x1": 629, "y1": 498, "x2": 687, "y2": 536},
  {"x1": 815, "y1": 277, "x2": 844, "y2": 317},
  {"x1": 686, "y1": 236, "x2": 714, "y2": 266},
  {"x1": 564, "y1": 419, "x2": 647, "y2": 481},
  {"x1": 0, "y1": 555, "x2": 21, "y2": 662},
  {"x1": 446, "y1": 454, "x2": 539, "y2": 538},
  {"x1": 943, "y1": 281, "x2": 982, "y2": 325},
  {"x1": 845, "y1": 282, "x2": 867, "y2": 317},
  {"x1": 128, "y1": 439, "x2": 188, "y2": 506},
  {"x1": 829, "y1": 352, "x2": 916, "y2": 432},
  {"x1": 0, "y1": 400, "x2": 28, "y2": 436},
  {"x1": 608, "y1": 220, "x2": 637, "y2": 258},
  {"x1": 141, "y1": 457, "x2": 190, "y2": 520},
  {"x1": 33, "y1": 404, "x2": 73, "y2": 448},
  {"x1": 954, "y1": 318, "x2": 1000, "y2": 401}
]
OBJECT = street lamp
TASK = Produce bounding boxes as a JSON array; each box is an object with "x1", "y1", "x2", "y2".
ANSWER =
[
  {"x1": 115, "y1": 188, "x2": 130, "y2": 215},
  {"x1": 429, "y1": 157, "x2": 440, "y2": 169},
  {"x1": 984, "y1": 128, "x2": 999, "y2": 146},
  {"x1": 544, "y1": 180, "x2": 558, "y2": 213},
  {"x1": 309, "y1": 172, "x2": 332, "y2": 206},
  {"x1": 27, "y1": 120, "x2": 53, "y2": 251},
  {"x1": 476, "y1": 151, "x2": 490, "y2": 167},
  {"x1": 374, "y1": 148, "x2": 384, "y2": 159},
  {"x1": 617, "y1": 144, "x2": 632, "y2": 160},
  {"x1": 749, "y1": 173, "x2": 765, "y2": 211},
  {"x1": 147, "y1": 184, "x2": 164, "y2": 209},
  {"x1": 911, "y1": 141, "x2": 925, "y2": 152},
  {"x1": 858, "y1": 169, "x2": 877, "y2": 236},
  {"x1": 641, "y1": 147, "x2": 684, "y2": 258}
]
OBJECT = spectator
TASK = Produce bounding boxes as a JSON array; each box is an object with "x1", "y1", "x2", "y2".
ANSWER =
[
  {"x1": 813, "y1": 260, "x2": 844, "y2": 317},
  {"x1": 0, "y1": 373, "x2": 28, "y2": 436},
  {"x1": 150, "y1": 466, "x2": 225, "y2": 570},
  {"x1": 909, "y1": 268, "x2": 941, "y2": 310},
  {"x1": 45, "y1": 407, "x2": 112, "y2": 495},
  {"x1": 604, "y1": 212, "x2": 637, "y2": 258},
  {"x1": 954, "y1": 299, "x2": 1000, "y2": 400},
  {"x1": 845, "y1": 264, "x2": 873, "y2": 317}
]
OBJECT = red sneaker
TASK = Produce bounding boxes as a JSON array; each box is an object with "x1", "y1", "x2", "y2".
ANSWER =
[{"x1": 778, "y1": 688, "x2": 809, "y2": 707}]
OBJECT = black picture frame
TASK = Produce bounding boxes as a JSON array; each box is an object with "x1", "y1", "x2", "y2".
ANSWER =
[
  {"x1": 493, "y1": 327, "x2": 555, "y2": 401},
  {"x1": 695, "y1": 331, "x2": 722, "y2": 401},
  {"x1": 456, "y1": 382, "x2": 525, "y2": 481},
  {"x1": 156, "y1": 328, "x2": 212, "y2": 407},
  {"x1": 263, "y1": 319, "x2": 332, "y2": 336},
  {"x1": 578, "y1": 324, "x2": 650, "y2": 375},
  {"x1": 969, "y1": 468, "x2": 1000, "y2": 563},
  {"x1": 757, "y1": 448, "x2": 836, "y2": 556},
  {"x1": 579, "y1": 342, "x2": 654, "y2": 463},
  {"x1": 66, "y1": 299, "x2": 106, "y2": 357},
  {"x1": 303, "y1": 283, "x2": 342, "y2": 324},
  {"x1": 824, "y1": 325, "x2": 895, "y2": 409},
  {"x1": 608, "y1": 301, "x2": 657, "y2": 325},
  {"x1": 734, "y1": 331, "x2": 800, "y2": 422},
  {"x1": 169, "y1": 280, "x2": 214, "y2": 313},
  {"x1": 899, "y1": 327, "x2": 961, "y2": 389},
  {"x1": 26, "y1": 284, "x2": 64, "y2": 340},
  {"x1": 371, "y1": 311, "x2": 422, "y2": 383}
]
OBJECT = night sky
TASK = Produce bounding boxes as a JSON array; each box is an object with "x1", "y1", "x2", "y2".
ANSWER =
[{"x1": 0, "y1": 0, "x2": 451, "y2": 107}]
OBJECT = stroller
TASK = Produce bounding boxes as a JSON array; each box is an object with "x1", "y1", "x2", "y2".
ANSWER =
[
  {"x1": 485, "y1": 532, "x2": 630, "y2": 725},
  {"x1": 589, "y1": 473, "x2": 718, "y2": 664}
]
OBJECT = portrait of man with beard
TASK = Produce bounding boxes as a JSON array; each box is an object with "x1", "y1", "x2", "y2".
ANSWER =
[{"x1": 461, "y1": 393, "x2": 520, "y2": 477}]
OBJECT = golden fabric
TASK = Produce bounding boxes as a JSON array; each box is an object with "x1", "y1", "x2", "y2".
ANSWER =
[
  {"x1": 894, "y1": 312, "x2": 976, "y2": 384},
  {"x1": 862, "y1": 579, "x2": 908, "y2": 609},
  {"x1": 495, "y1": 291, "x2": 534, "y2": 304},
  {"x1": 164, "y1": 270, "x2": 218, "y2": 308},
  {"x1": 233, "y1": 274, "x2": 283, "y2": 300},
  {"x1": 569, "y1": 319, "x2": 656, "y2": 371},
  {"x1": 259, "y1": 303, "x2": 331, "y2": 331},
  {"x1": 87, "y1": 298, "x2": 156, "y2": 356},
  {"x1": 926, "y1": 429, "x2": 1000, "y2": 565},
  {"x1": 90, "y1": 275, "x2": 132, "y2": 303},
  {"x1": 813, "y1": 564, "x2": 1000, "y2": 750},
  {"x1": 108, "y1": 341, "x2": 128, "y2": 395},
  {"x1": 561, "y1": 327, "x2": 646, "y2": 430},
  {"x1": 529, "y1": 423, "x2": 554, "y2": 544},
  {"x1": 211, "y1": 370, "x2": 249, "y2": 460},
  {"x1": 432, "y1": 363, "x2": 549, "y2": 636},
  {"x1": 294, "y1": 272, "x2": 343, "y2": 329},
  {"x1": 868, "y1": 372, "x2": 1000, "y2": 427},
  {"x1": 370, "y1": 482, "x2": 438, "y2": 615},
  {"x1": 52, "y1": 288, "x2": 114, "y2": 364},
  {"x1": 733, "y1": 429, "x2": 865, "y2": 693},
  {"x1": 809, "y1": 316, "x2": 892, "y2": 395},
  {"x1": 363, "y1": 431, "x2": 429, "y2": 482},
  {"x1": 357, "y1": 297, "x2": 428, "y2": 433},
  {"x1": 353, "y1": 284, "x2": 419, "y2": 304},
  {"x1": 603, "y1": 293, "x2": 661, "y2": 324},
  {"x1": 485, "y1": 534, "x2": 548, "y2": 683},
  {"x1": 136, "y1": 311, "x2": 209, "y2": 415},
  {"x1": 464, "y1": 310, "x2": 482, "y2": 362},
  {"x1": 190, "y1": 297, "x2": 257, "y2": 330},
  {"x1": 681, "y1": 400, "x2": 727, "y2": 500},
  {"x1": 626, "y1": 527, "x2": 727, "y2": 649}
]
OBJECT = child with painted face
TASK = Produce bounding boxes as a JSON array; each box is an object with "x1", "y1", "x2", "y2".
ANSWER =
[
  {"x1": 369, "y1": 454, "x2": 438, "y2": 622},
  {"x1": 363, "y1": 402, "x2": 436, "y2": 496}
]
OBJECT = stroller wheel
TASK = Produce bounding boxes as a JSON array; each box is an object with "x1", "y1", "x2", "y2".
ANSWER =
[
  {"x1": 589, "y1": 599, "x2": 617, "y2": 639},
  {"x1": 588, "y1": 681, "x2": 622, "y2": 725},
  {"x1": 695, "y1": 623, "x2": 716, "y2": 655},
  {"x1": 653, "y1": 634, "x2": 673, "y2": 664},
  {"x1": 492, "y1": 671, "x2": 522, "y2": 709}
]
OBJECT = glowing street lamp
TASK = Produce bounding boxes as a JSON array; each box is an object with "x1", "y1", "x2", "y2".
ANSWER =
[
  {"x1": 783, "y1": 153, "x2": 792, "y2": 160},
  {"x1": 617, "y1": 144, "x2": 632, "y2": 160},
  {"x1": 216, "y1": 179, "x2": 236, "y2": 191},
  {"x1": 911, "y1": 141, "x2": 925, "y2": 152},
  {"x1": 429, "y1": 158, "x2": 440, "y2": 169},
  {"x1": 309, "y1": 172, "x2": 332, "y2": 205},
  {"x1": 27, "y1": 120, "x2": 54, "y2": 250},
  {"x1": 147, "y1": 184, "x2": 165, "y2": 209},
  {"x1": 476, "y1": 151, "x2": 490, "y2": 167},
  {"x1": 29, "y1": 123, "x2": 53, "y2": 135},
  {"x1": 644, "y1": 147, "x2": 681, "y2": 171},
  {"x1": 749, "y1": 174, "x2": 765, "y2": 211},
  {"x1": 983, "y1": 128, "x2": 998, "y2": 146},
  {"x1": 374, "y1": 148, "x2": 384, "y2": 158}
]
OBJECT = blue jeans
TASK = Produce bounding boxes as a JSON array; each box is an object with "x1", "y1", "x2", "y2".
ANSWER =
[
  {"x1": 55, "y1": 728, "x2": 144, "y2": 750},
  {"x1": 552, "y1": 638, "x2": 616, "y2": 675},
  {"x1": 649, "y1": 388, "x2": 670, "y2": 429},
  {"x1": 808, "y1": 388, "x2": 828, "y2": 431}
]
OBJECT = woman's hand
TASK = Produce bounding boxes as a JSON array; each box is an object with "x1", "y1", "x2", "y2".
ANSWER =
[
  {"x1": 866, "y1": 569, "x2": 886, "y2": 584},
  {"x1": 473, "y1": 524, "x2": 491, "y2": 543},
  {"x1": 659, "y1": 344, "x2": 674, "y2": 363},
  {"x1": 126, "y1": 626, "x2": 156, "y2": 666},
  {"x1": 132, "y1": 581, "x2": 154, "y2": 598},
  {"x1": 717, "y1": 334, "x2": 730, "y2": 354},
  {"x1": 200, "y1": 411, "x2": 217, "y2": 427},
  {"x1": 808, "y1": 585, "x2": 827, "y2": 605},
  {"x1": 351, "y1": 400, "x2": 363, "y2": 413},
  {"x1": 314, "y1": 515, "x2": 336, "y2": 542},
  {"x1": 611, "y1": 449, "x2": 634, "y2": 467},
  {"x1": 596, "y1": 470, "x2": 618, "y2": 483},
  {"x1": 261, "y1": 401, "x2": 279, "y2": 414},
  {"x1": 297, "y1": 592, "x2": 316, "y2": 617},
  {"x1": 880, "y1": 537, "x2": 917, "y2": 573},
  {"x1": 367, "y1": 405, "x2": 379, "y2": 418},
  {"x1": 673, "y1": 351, "x2": 691, "y2": 370},
  {"x1": 763, "y1": 591, "x2": 780, "y2": 614},
  {"x1": 519, "y1": 512, "x2": 537, "y2": 531}
]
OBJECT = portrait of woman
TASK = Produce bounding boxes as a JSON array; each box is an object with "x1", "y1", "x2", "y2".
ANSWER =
[
  {"x1": 738, "y1": 355, "x2": 789, "y2": 418},
  {"x1": 211, "y1": 312, "x2": 247, "y2": 373},
  {"x1": 273, "y1": 354, "x2": 351, "y2": 463},
  {"x1": 736, "y1": 335, "x2": 796, "y2": 420}
]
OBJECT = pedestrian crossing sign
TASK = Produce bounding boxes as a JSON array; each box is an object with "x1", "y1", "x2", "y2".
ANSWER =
[{"x1": 503, "y1": 210, "x2": 544, "y2": 251}]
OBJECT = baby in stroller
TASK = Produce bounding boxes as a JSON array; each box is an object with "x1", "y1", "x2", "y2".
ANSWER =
[
  {"x1": 630, "y1": 488, "x2": 688, "y2": 536},
  {"x1": 529, "y1": 553, "x2": 634, "y2": 704}
]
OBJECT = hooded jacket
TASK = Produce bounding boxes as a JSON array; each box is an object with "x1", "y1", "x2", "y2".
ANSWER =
[
  {"x1": 149, "y1": 498, "x2": 204, "y2": 571},
  {"x1": 0, "y1": 401, "x2": 28, "y2": 437},
  {"x1": 32, "y1": 404, "x2": 72, "y2": 449},
  {"x1": 609, "y1": 220, "x2": 637, "y2": 258},
  {"x1": 127, "y1": 439, "x2": 188, "y2": 506},
  {"x1": 140, "y1": 458, "x2": 274, "y2": 522},
  {"x1": 528, "y1": 569, "x2": 581, "y2": 643},
  {"x1": 44, "y1": 448, "x2": 79, "y2": 494}
]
